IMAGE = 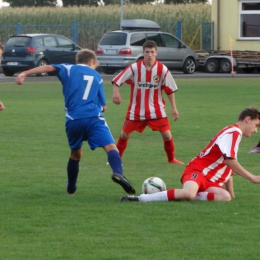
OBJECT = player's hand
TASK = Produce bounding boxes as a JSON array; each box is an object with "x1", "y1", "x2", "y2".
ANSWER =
[
  {"x1": 172, "y1": 109, "x2": 179, "y2": 121},
  {"x1": 0, "y1": 102, "x2": 5, "y2": 111},
  {"x1": 112, "y1": 93, "x2": 122, "y2": 105},
  {"x1": 102, "y1": 106, "x2": 107, "y2": 112},
  {"x1": 251, "y1": 175, "x2": 260, "y2": 183},
  {"x1": 16, "y1": 73, "x2": 26, "y2": 85}
]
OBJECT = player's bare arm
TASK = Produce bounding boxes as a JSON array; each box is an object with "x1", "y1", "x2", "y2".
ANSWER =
[
  {"x1": 224, "y1": 158, "x2": 260, "y2": 183},
  {"x1": 16, "y1": 65, "x2": 57, "y2": 85},
  {"x1": 112, "y1": 83, "x2": 122, "y2": 105},
  {"x1": 171, "y1": 108, "x2": 179, "y2": 121},
  {"x1": 167, "y1": 93, "x2": 179, "y2": 121}
]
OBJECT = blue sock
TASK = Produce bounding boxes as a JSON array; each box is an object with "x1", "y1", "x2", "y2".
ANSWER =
[
  {"x1": 108, "y1": 150, "x2": 123, "y2": 174},
  {"x1": 67, "y1": 158, "x2": 79, "y2": 185}
]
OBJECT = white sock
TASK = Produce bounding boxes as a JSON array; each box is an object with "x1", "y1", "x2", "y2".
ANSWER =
[
  {"x1": 194, "y1": 192, "x2": 209, "y2": 201},
  {"x1": 139, "y1": 191, "x2": 168, "y2": 202}
]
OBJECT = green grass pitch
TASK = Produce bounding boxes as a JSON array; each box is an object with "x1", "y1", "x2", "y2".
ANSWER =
[{"x1": 1, "y1": 78, "x2": 260, "y2": 259}]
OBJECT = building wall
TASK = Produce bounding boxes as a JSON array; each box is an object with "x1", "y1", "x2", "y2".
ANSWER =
[{"x1": 212, "y1": 0, "x2": 260, "y2": 51}]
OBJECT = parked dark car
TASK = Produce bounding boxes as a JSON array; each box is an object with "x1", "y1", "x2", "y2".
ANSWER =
[{"x1": 1, "y1": 33, "x2": 81, "y2": 76}]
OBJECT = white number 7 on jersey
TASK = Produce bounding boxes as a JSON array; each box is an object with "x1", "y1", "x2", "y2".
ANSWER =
[{"x1": 82, "y1": 75, "x2": 94, "y2": 100}]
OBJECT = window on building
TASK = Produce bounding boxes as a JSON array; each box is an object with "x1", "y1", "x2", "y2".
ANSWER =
[{"x1": 240, "y1": 1, "x2": 260, "y2": 38}]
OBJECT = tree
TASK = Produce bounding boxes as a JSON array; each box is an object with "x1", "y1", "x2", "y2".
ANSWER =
[
  {"x1": 62, "y1": 0, "x2": 99, "y2": 6},
  {"x1": 122, "y1": 0, "x2": 154, "y2": 4},
  {"x1": 189, "y1": 0, "x2": 209, "y2": 3},
  {"x1": 164, "y1": 0, "x2": 209, "y2": 4},
  {"x1": 9, "y1": 0, "x2": 57, "y2": 7},
  {"x1": 102, "y1": 0, "x2": 119, "y2": 5}
]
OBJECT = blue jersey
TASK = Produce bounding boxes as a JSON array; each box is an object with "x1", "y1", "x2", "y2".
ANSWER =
[{"x1": 52, "y1": 64, "x2": 106, "y2": 122}]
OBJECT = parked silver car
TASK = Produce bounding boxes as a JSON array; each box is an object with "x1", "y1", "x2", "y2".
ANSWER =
[{"x1": 97, "y1": 19, "x2": 198, "y2": 74}]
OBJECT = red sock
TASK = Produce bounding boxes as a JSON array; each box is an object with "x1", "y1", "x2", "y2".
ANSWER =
[
  {"x1": 167, "y1": 189, "x2": 175, "y2": 201},
  {"x1": 116, "y1": 136, "x2": 128, "y2": 158},
  {"x1": 164, "y1": 139, "x2": 175, "y2": 162},
  {"x1": 207, "y1": 192, "x2": 215, "y2": 201}
]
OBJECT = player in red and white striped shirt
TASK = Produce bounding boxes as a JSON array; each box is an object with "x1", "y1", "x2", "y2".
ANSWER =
[
  {"x1": 121, "y1": 107, "x2": 260, "y2": 202},
  {"x1": 112, "y1": 40, "x2": 183, "y2": 164}
]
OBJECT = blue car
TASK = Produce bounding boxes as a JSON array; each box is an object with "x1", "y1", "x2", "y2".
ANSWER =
[{"x1": 1, "y1": 33, "x2": 81, "y2": 76}]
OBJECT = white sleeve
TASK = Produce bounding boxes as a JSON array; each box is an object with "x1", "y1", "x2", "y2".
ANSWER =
[
  {"x1": 112, "y1": 65, "x2": 134, "y2": 87},
  {"x1": 162, "y1": 69, "x2": 178, "y2": 93},
  {"x1": 216, "y1": 132, "x2": 241, "y2": 159}
]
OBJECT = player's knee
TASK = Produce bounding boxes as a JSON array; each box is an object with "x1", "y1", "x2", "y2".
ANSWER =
[
  {"x1": 217, "y1": 192, "x2": 232, "y2": 201},
  {"x1": 222, "y1": 193, "x2": 232, "y2": 201},
  {"x1": 121, "y1": 131, "x2": 130, "y2": 139},
  {"x1": 161, "y1": 131, "x2": 172, "y2": 141},
  {"x1": 181, "y1": 190, "x2": 196, "y2": 201},
  {"x1": 163, "y1": 136, "x2": 172, "y2": 141},
  {"x1": 71, "y1": 149, "x2": 82, "y2": 160},
  {"x1": 104, "y1": 143, "x2": 118, "y2": 153}
]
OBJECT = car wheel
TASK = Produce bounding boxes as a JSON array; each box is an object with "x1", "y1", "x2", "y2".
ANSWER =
[
  {"x1": 36, "y1": 59, "x2": 49, "y2": 76},
  {"x1": 102, "y1": 67, "x2": 117, "y2": 75},
  {"x1": 220, "y1": 59, "x2": 231, "y2": 73},
  {"x1": 2, "y1": 68, "x2": 15, "y2": 76},
  {"x1": 182, "y1": 58, "x2": 196, "y2": 74},
  {"x1": 242, "y1": 67, "x2": 255, "y2": 73},
  {"x1": 205, "y1": 58, "x2": 219, "y2": 73}
]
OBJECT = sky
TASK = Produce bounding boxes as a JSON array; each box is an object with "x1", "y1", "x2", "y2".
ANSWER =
[
  {"x1": 0, "y1": 0, "x2": 9, "y2": 8},
  {"x1": 0, "y1": 1, "x2": 62, "y2": 7}
]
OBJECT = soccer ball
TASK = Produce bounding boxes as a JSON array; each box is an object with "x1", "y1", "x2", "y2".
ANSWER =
[{"x1": 142, "y1": 177, "x2": 166, "y2": 194}]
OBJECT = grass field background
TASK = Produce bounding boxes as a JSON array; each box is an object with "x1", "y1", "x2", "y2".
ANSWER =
[{"x1": 1, "y1": 78, "x2": 260, "y2": 259}]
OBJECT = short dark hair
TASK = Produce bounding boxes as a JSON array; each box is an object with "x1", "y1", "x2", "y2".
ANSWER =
[
  {"x1": 143, "y1": 40, "x2": 157, "y2": 51},
  {"x1": 238, "y1": 107, "x2": 260, "y2": 121},
  {"x1": 76, "y1": 49, "x2": 98, "y2": 66}
]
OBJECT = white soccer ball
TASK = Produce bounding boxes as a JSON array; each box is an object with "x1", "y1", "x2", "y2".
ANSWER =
[{"x1": 142, "y1": 177, "x2": 166, "y2": 194}]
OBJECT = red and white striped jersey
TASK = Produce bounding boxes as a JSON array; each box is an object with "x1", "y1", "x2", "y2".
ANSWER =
[
  {"x1": 187, "y1": 124, "x2": 242, "y2": 186},
  {"x1": 112, "y1": 60, "x2": 178, "y2": 121}
]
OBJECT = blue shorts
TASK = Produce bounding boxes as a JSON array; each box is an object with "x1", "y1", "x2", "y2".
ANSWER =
[{"x1": 65, "y1": 117, "x2": 115, "y2": 150}]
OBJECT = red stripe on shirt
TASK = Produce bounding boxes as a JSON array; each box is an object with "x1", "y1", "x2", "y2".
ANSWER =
[{"x1": 154, "y1": 62, "x2": 163, "y2": 118}]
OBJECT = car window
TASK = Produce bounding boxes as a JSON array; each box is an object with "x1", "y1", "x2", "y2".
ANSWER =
[
  {"x1": 5, "y1": 37, "x2": 31, "y2": 47},
  {"x1": 36, "y1": 37, "x2": 44, "y2": 46},
  {"x1": 56, "y1": 36, "x2": 74, "y2": 49},
  {"x1": 146, "y1": 33, "x2": 164, "y2": 47},
  {"x1": 162, "y1": 34, "x2": 180, "y2": 48},
  {"x1": 43, "y1": 36, "x2": 57, "y2": 47},
  {"x1": 99, "y1": 32, "x2": 127, "y2": 45},
  {"x1": 130, "y1": 33, "x2": 147, "y2": 46}
]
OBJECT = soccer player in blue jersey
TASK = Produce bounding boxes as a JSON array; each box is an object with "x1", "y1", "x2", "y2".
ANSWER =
[{"x1": 15, "y1": 49, "x2": 136, "y2": 195}]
